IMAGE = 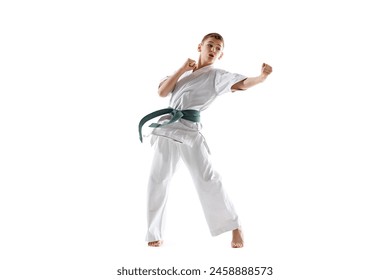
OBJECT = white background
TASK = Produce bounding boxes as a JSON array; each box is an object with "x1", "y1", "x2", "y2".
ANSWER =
[{"x1": 1, "y1": 0, "x2": 389, "y2": 279}]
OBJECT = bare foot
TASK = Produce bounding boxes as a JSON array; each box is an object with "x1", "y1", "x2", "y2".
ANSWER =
[
  {"x1": 231, "y1": 228, "x2": 244, "y2": 248},
  {"x1": 148, "y1": 240, "x2": 163, "y2": 247}
]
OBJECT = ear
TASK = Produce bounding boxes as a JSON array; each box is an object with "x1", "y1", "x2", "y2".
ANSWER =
[
  {"x1": 218, "y1": 52, "x2": 224, "y2": 60},
  {"x1": 197, "y1": 43, "x2": 202, "y2": 52}
]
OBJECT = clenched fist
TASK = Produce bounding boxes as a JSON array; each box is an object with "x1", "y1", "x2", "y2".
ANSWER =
[
  {"x1": 181, "y1": 58, "x2": 197, "y2": 72},
  {"x1": 262, "y1": 63, "x2": 272, "y2": 75}
]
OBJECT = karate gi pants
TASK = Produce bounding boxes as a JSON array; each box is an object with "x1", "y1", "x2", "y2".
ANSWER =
[{"x1": 146, "y1": 134, "x2": 240, "y2": 242}]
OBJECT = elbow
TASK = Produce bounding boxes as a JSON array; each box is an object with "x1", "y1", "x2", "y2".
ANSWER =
[
  {"x1": 231, "y1": 83, "x2": 247, "y2": 92},
  {"x1": 231, "y1": 78, "x2": 250, "y2": 91},
  {"x1": 158, "y1": 88, "x2": 170, "y2": 97},
  {"x1": 157, "y1": 78, "x2": 173, "y2": 97}
]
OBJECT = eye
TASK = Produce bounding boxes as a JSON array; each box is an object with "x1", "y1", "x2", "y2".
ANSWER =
[
  {"x1": 207, "y1": 44, "x2": 213, "y2": 48},
  {"x1": 216, "y1": 47, "x2": 221, "y2": 51}
]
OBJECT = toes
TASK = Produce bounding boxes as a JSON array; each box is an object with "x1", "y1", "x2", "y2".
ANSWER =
[
  {"x1": 148, "y1": 241, "x2": 163, "y2": 247},
  {"x1": 231, "y1": 242, "x2": 244, "y2": 248}
]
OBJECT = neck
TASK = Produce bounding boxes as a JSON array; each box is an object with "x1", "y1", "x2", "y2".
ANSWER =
[{"x1": 194, "y1": 60, "x2": 213, "y2": 72}]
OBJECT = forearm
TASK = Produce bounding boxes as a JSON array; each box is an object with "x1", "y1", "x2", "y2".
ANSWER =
[
  {"x1": 232, "y1": 74, "x2": 268, "y2": 91},
  {"x1": 158, "y1": 69, "x2": 187, "y2": 97},
  {"x1": 232, "y1": 63, "x2": 272, "y2": 91},
  {"x1": 158, "y1": 58, "x2": 198, "y2": 97}
]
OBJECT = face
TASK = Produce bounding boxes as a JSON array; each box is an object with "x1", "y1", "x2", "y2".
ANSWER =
[{"x1": 198, "y1": 38, "x2": 224, "y2": 65}]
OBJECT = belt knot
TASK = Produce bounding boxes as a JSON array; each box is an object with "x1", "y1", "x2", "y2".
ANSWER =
[{"x1": 138, "y1": 108, "x2": 200, "y2": 142}]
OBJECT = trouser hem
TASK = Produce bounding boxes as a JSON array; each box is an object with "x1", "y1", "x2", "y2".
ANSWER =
[{"x1": 210, "y1": 220, "x2": 241, "y2": 237}]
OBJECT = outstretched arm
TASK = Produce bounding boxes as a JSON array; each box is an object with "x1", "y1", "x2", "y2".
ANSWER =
[
  {"x1": 158, "y1": 58, "x2": 197, "y2": 97},
  {"x1": 231, "y1": 63, "x2": 273, "y2": 91}
]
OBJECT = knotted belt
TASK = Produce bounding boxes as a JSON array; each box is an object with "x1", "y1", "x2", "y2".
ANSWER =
[{"x1": 138, "y1": 108, "x2": 201, "y2": 142}]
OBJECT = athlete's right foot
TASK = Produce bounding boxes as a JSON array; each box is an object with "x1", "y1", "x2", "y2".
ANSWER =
[{"x1": 148, "y1": 240, "x2": 163, "y2": 247}]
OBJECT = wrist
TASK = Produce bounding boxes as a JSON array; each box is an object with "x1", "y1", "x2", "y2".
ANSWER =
[{"x1": 259, "y1": 73, "x2": 268, "y2": 81}]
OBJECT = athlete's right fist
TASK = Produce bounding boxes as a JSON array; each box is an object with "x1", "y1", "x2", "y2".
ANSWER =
[{"x1": 182, "y1": 58, "x2": 197, "y2": 72}]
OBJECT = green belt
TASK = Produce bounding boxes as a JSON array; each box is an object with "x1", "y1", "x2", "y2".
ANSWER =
[{"x1": 138, "y1": 108, "x2": 201, "y2": 142}]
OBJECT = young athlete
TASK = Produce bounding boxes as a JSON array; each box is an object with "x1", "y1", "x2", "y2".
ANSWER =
[{"x1": 139, "y1": 33, "x2": 272, "y2": 248}]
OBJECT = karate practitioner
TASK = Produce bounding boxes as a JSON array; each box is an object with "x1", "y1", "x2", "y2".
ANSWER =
[{"x1": 139, "y1": 33, "x2": 272, "y2": 248}]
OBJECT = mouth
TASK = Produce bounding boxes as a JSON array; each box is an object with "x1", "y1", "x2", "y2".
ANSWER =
[{"x1": 208, "y1": 53, "x2": 215, "y2": 58}]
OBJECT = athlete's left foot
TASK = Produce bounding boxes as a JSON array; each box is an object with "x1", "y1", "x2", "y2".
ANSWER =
[{"x1": 231, "y1": 228, "x2": 244, "y2": 248}]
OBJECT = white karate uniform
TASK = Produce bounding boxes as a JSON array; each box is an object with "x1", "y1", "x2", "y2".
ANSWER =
[{"x1": 145, "y1": 65, "x2": 246, "y2": 242}]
